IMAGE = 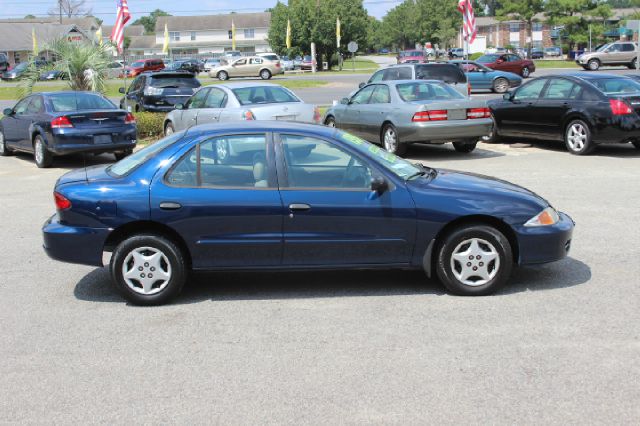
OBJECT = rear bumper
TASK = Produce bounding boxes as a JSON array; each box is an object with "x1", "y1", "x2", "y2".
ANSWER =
[
  {"x1": 398, "y1": 118, "x2": 493, "y2": 143},
  {"x1": 42, "y1": 214, "x2": 110, "y2": 267},
  {"x1": 515, "y1": 212, "x2": 574, "y2": 265},
  {"x1": 47, "y1": 126, "x2": 137, "y2": 155},
  {"x1": 593, "y1": 117, "x2": 640, "y2": 144}
]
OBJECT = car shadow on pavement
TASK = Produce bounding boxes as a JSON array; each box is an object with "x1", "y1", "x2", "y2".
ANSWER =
[
  {"x1": 407, "y1": 143, "x2": 505, "y2": 161},
  {"x1": 500, "y1": 139, "x2": 640, "y2": 158},
  {"x1": 74, "y1": 257, "x2": 590, "y2": 305},
  {"x1": 8, "y1": 150, "x2": 116, "y2": 169}
]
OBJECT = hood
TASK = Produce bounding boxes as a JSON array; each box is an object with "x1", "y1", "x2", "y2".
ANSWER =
[{"x1": 56, "y1": 164, "x2": 113, "y2": 187}]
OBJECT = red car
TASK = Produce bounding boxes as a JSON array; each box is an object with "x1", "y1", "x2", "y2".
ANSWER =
[
  {"x1": 397, "y1": 50, "x2": 425, "y2": 64},
  {"x1": 476, "y1": 53, "x2": 535, "y2": 78},
  {"x1": 123, "y1": 58, "x2": 165, "y2": 78}
]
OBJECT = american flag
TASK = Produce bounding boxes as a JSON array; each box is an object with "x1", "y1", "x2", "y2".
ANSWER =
[
  {"x1": 110, "y1": 0, "x2": 131, "y2": 53},
  {"x1": 457, "y1": 0, "x2": 477, "y2": 44}
]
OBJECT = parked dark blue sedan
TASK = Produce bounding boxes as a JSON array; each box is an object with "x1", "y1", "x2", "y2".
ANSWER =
[
  {"x1": 0, "y1": 91, "x2": 137, "y2": 168},
  {"x1": 42, "y1": 122, "x2": 574, "y2": 305}
]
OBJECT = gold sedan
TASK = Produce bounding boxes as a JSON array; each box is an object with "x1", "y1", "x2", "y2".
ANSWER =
[{"x1": 208, "y1": 56, "x2": 283, "y2": 81}]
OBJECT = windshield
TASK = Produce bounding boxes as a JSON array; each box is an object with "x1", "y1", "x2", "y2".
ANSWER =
[
  {"x1": 232, "y1": 86, "x2": 300, "y2": 105},
  {"x1": 13, "y1": 62, "x2": 28, "y2": 71},
  {"x1": 109, "y1": 132, "x2": 185, "y2": 177},
  {"x1": 396, "y1": 81, "x2": 465, "y2": 102},
  {"x1": 336, "y1": 130, "x2": 422, "y2": 180},
  {"x1": 477, "y1": 54, "x2": 500, "y2": 63},
  {"x1": 402, "y1": 51, "x2": 423, "y2": 57},
  {"x1": 49, "y1": 93, "x2": 116, "y2": 112},
  {"x1": 590, "y1": 77, "x2": 640, "y2": 95},
  {"x1": 131, "y1": 61, "x2": 145, "y2": 68},
  {"x1": 149, "y1": 75, "x2": 200, "y2": 88},
  {"x1": 596, "y1": 43, "x2": 611, "y2": 52}
]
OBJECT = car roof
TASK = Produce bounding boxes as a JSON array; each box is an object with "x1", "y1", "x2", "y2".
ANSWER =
[
  {"x1": 187, "y1": 121, "x2": 336, "y2": 139},
  {"x1": 38, "y1": 91, "x2": 107, "y2": 97},
  {"x1": 371, "y1": 79, "x2": 447, "y2": 86},
  {"x1": 556, "y1": 72, "x2": 628, "y2": 81},
  {"x1": 390, "y1": 62, "x2": 456, "y2": 67},
  {"x1": 203, "y1": 82, "x2": 283, "y2": 89},
  {"x1": 140, "y1": 71, "x2": 196, "y2": 78}
]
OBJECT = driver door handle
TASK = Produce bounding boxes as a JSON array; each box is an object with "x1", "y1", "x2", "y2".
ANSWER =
[
  {"x1": 159, "y1": 202, "x2": 182, "y2": 210},
  {"x1": 289, "y1": 203, "x2": 311, "y2": 212}
]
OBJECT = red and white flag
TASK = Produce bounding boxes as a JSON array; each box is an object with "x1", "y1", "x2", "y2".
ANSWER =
[
  {"x1": 110, "y1": 0, "x2": 131, "y2": 53},
  {"x1": 457, "y1": 0, "x2": 477, "y2": 44}
]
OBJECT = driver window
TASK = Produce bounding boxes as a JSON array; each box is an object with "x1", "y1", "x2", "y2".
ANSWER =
[
  {"x1": 351, "y1": 85, "x2": 376, "y2": 104},
  {"x1": 513, "y1": 79, "x2": 547, "y2": 101},
  {"x1": 369, "y1": 70, "x2": 383, "y2": 83},
  {"x1": 281, "y1": 134, "x2": 372, "y2": 190},
  {"x1": 204, "y1": 88, "x2": 226, "y2": 108},
  {"x1": 608, "y1": 44, "x2": 621, "y2": 52},
  {"x1": 186, "y1": 88, "x2": 210, "y2": 109},
  {"x1": 27, "y1": 96, "x2": 44, "y2": 114},
  {"x1": 13, "y1": 97, "x2": 32, "y2": 115}
]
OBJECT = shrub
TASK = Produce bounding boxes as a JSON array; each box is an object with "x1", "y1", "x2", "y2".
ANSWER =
[
  {"x1": 469, "y1": 52, "x2": 483, "y2": 60},
  {"x1": 133, "y1": 112, "x2": 165, "y2": 139}
]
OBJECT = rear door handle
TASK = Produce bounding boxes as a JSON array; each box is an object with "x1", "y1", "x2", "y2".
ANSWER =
[
  {"x1": 289, "y1": 203, "x2": 311, "y2": 212},
  {"x1": 159, "y1": 202, "x2": 182, "y2": 210}
]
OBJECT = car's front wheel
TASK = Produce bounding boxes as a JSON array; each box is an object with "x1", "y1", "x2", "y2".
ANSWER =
[
  {"x1": 260, "y1": 69, "x2": 272, "y2": 80},
  {"x1": 521, "y1": 67, "x2": 530, "y2": 78},
  {"x1": 0, "y1": 129, "x2": 13, "y2": 156},
  {"x1": 381, "y1": 123, "x2": 407, "y2": 156},
  {"x1": 217, "y1": 71, "x2": 229, "y2": 81},
  {"x1": 164, "y1": 121, "x2": 175, "y2": 136},
  {"x1": 632, "y1": 140, "x2": 640, "y2": 150},
  {"x1": 110, "y1": 234, "x2": 187, "y2": 306},
  {"x1": 33, "y1": 135, "x2": 53, "y2": 168},
  {"x1": 565, "y1": 119, "x2": 594, "y2": 155},
  {"x1": 453, "y1": 140, "x2": 477, "y2": 153},
  {"x1": 492, "y1": 77, "x2": 509, "y2": 93},
  {"x1": 436, "y1": 225, "x2": 513, "y2": 296},
  {"x1": 324, "y1": 116, "x2": 336, "y2": 127},
  {"x1": 587, "y1": 59, "x2": 600, "y2": 71}
]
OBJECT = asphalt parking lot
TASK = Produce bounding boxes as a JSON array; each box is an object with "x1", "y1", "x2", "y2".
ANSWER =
[{"x1": 1, "y1": 136, "x2": 639, "y2": 422}]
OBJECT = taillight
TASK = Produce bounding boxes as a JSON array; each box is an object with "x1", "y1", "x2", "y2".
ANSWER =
[
  {"x1": 610, "y1": 99, "x2": 633, "y2": 115},
  {"x1": 54, "y1": 192, "x2": 71, "y2": 210},
  {"x1": 313, "y1": 106, "x2": 321, "y2": 124},
  {"x1": 467, "y1": 107, "x2": 491, "y2": 119},
  {"x1": 124, "y1": 112, "x2": 136, "y2": 124},
  {"x1": 51, "y1": 116, "x2": 73, "y2": 129},
  {"x1": 412, "y1": 110, "x2": 448, "y2": 122},
  {"x1": 242, "y1": 110, "x2": 255, "y2": 120}
]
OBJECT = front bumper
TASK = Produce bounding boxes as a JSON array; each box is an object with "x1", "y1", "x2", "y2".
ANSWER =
[
  {"x1": 515, "y1": 212, "x2": 574, "y2": 265},
  {"x1": 42, "y1": 214, "x2": 110, "y2": 267},
  {"x1": 398, "y1": 118, "x2": 493, "y2": 143}
]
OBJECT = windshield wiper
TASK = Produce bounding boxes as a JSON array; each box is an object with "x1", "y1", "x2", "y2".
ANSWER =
[{"x1": 406, "y1": 170, "x2": 427, "y2": 180}]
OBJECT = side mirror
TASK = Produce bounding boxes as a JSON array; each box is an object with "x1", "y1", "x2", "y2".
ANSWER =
[
  {"x1": 3, "y1": 108, "x2": 13, "y2": 116},
  {"x1": 340, "y1": 97, "x2": 350, "y2": 105},
  {"x1": 503, "y1": 92, "x2": 513, "y2": 101},
  {"x1": 496, "y1": 59, "x2": 504, "y2": 64},
  {"x1": 359, "y1": 82, "x2": 365, "y2": 89},
  {"x1": 370, "y1": 176, "x2": 389, "y2": 194},
  {"x1": 175, "y1": 103, "x2": 184, "y2": 110},
  {"x1": 118, "y1": 87, "x2": 125, "y2": 94}
]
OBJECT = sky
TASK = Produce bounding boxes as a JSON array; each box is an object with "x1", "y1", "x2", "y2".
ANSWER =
[{"x1": 2, "y1": 0, "x2": 401, "y2": 25}]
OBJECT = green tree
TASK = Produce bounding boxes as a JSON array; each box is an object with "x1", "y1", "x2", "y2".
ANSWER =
[
  {"x1": 24, "y1": 14, "x2": 36, "y2": 19},
  {"x1": 544, "y1": 0, "x2": 612, "y2": 51},
  {"x1": 132, "y1": 9, "x2": 171, "y2": 35},
  {"x1": 496, "y1": 0, "x2": 544, "y2": 57}
]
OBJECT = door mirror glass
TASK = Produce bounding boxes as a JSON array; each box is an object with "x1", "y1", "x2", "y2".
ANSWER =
[
  {"x1": 340, "y1": 97, "x2": 350, "y2": 105},
  {"x1": 3, "y1": 107, "x2": 13, "y2": 116},
  {"x1": 175, "y1": 103, "x2": 184, "y2": 110},
  {"x1": 359, "y1": 82, "x2": 365, "y2": 89},
  {"x1": 118, "y1": 87, "x2": 125, "y2": 94},
  {"x1": 496, "y1": 59, "x2": 504, "y2": 64},
  {"x1": 503, "y1": 92, "x2": 513, "y2": 101},
  {"x1": 370, "y1": 176, "x2": 388, "y2": 194}
]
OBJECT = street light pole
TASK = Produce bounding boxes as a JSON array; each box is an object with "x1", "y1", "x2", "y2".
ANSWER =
[{"x1": 59, "y1": 0, "x2": 63, "y2": 24}]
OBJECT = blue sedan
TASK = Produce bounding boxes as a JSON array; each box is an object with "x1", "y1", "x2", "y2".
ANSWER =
[
  {"x1": 0, "y1": 91, "x2": 137, "y2": 168},
  {"x1": 42, "y1": 122, "x2": 574, "y2": 305},
  {"x1": 451, "y1": 60, "x2": 523, "y2": 93}
]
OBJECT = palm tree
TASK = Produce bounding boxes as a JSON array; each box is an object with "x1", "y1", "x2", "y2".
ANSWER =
[{"x1": 20, "y1": 38, "x2": 114, "y2": 96}]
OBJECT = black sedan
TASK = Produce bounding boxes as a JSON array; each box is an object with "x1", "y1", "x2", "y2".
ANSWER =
[
  {"x1": 488, "y1": 73, "x2": 640, "y2": 154},
  {"x1": 0, "y1": 92, "x2": 137, "y2": 168}
]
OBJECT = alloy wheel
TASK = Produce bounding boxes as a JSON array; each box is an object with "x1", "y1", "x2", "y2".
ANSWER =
[
  {"x1": 0, "y1": 131, "x2": 5, "y2": 154},
  {"x1": 35, "y1": 140, "x2": 43, "y2": 164},
  {"x1": 121, "y1": 246, "x2": 172, "y2": 295},
  {"x1": 325, "y1": 117, "x2": 335, "y2": 127},
  {"x1": 450, "y1": 238, "x2": 500, "y2": 286},
  {"x1": 493, "y1": 78, "x2": 509, "y2": 93},
  {"x1": 521, "y1": 67, "x2": 530, "y2": 78},
  {"x1": 588, "y1": 60, "x2": 599, "y2": 71},
  {"x1": 383, "y1": 127, "x2": 397, "y2": 153},
  {"x1": 165, "y1": 123, "x2": 174, "y2": 136},
  {"x1": 566, "y1": 123, "x2": 587, "y2": 151}
]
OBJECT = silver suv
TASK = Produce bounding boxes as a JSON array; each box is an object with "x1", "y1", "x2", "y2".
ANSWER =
[{"x1": 576, "y1": 42, "x2": 638, "y2": 71}]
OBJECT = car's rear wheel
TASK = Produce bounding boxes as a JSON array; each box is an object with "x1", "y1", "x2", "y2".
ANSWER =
[
  {"x1": 492, "y1": 77, "x2": 509, "y2": 93},
  {"x1": 632, "y1": 140, "x2": 640, "y2": 150},
  {"x1": 33, "y1": 135, "x2": 53, "y2": 168},
  {"x1": 114, "y1": 149, "x2": 133, "y2": 161},
  {"x1": 588, "y1": 59, "x2": 600, "y2": 71},
  {"x1": 436, "y1": 225, "x2": 513, "y2": 296},
  {"x1": 521, "y1": 67, "x2": 530, "y2": 78},
  {"x1": 111, "y1": 234, "x2": 187, "y2": 306},
  {"x1": 217, "y1": 70, "x2": 229, "y2": 81},
  {"x1": 453, "y1": 140, "x2": 477, "y2": 153},
  {"x1": 164, "y1": 121, "x2": 175, "y2": 136},
  {"x1": 381, "y1": 123, "x2": 407, "y2": 156},
  {"x1": 260, "y1": 69, "x2": 272, "y2": 80},
  {"x1": 629, "y1": 58, "x2": 638, "y2": 69},
  {"x1": 324, "y1": 116, "x2": 335, "y2": 127},
  {"x1": 0, "y1": 129, "x2": 13, "y2": 156},
  {"x1": 565, "y1": 119, "x2": 594, "y2": 155}
]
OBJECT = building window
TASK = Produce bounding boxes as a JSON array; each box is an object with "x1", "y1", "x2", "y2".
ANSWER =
[
  {"x1": 509, "y1": 23, "x2": 520, "y2": 32},
  {"x1": 532, "y1": 23, "x2": 543, "y2": 32},
  {"x1": 228, "y1": 30, "x2": 233, "y2": 40},
  {"x1": 169, "y1": 31, "x2": 180, "y2": 42},
  {"x1": 244, "y1": 28, "x2": 255, "y2": 39},
  {"x1": 190, "y1": 31, "x2": 196, "y2": 41}
]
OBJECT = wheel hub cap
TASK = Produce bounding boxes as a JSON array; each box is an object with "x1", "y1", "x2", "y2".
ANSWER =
[
  {"x1": 122, "y1": 247, "x2": 172, "y2": 295},
  {"x1": 567, "y1": 124, "x2": 586, "y2": 150},
  {"x1": 384, "y1": 129, "x2": 397, "y2": 152},
  {"x1": 35, "y1": 141, "x2": 43, "y2": 164},
  {"x1": 0, "y1": 132, "x2": 4, "y2": 153},
  {"x1": 450, "y1": 238, "x2": 500, "y2": 286}
]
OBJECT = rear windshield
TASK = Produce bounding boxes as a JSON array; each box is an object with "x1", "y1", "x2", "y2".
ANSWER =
[
  {"x1": 401, "y1": 51, "x2": 423, "y2": 57},
  {"x1": 590, "y1": 77, "x2": 640, "y2": 95},
  {"x1": 415, "y1": 64, "x2": 466, "y2": 84},
  {"x1": 149, "y1": 75, "x2": 201, "y2": 88},
  {"x1": 477, "y1": 54, "x2": 500, "y2": 63},
  {"x1": 109, "y1": 132, "x2": 185, "y2": 177},
  {"x1": 260, "y1": 54, "x2": 279, "y2": 61},
  {"x1": 48, "y1": 93, "x2": 116, "y2": 112},
  {"x1": 396, "y1": 81, "x2": 465, "y2": 102},
  {"x1": 231, "y1": 86, "x2": 300, "y2": 105},
  {"x1": 131, "y1": 61, "x2": 145, "y2": 68}
]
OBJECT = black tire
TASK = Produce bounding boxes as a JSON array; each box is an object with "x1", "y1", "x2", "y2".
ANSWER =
[
  {"x1": 453, "y1": 140, "x2": 477, "y2": 153},
  {"x1": 114, "y1": 148, "x2": 133, "y2": 161},
  {"x1": 0, "y1": 128, "x2": 13, "y2": 156},
  {"x1": 587, "y1": 59, "x2": 600, "y2": 71},
  {"x1": 33, "y1": 135, "x2": 53, "y2": 168},
  {"x1": 110, "y1": 234, "x2": 187, "y2": 306},
  {"x1": 521, "y1": 66, "x2": 530, "y2": 78},
  {"x1": 435, "y1": 225, "x2": 513, "y2": 296},
  {"x1": 324, "y1": 116, "x2": 336, "y2": 127},
  {"x1": 164, "y1": 121, "x2": 175, "y2": 136},
  {"x1": 381, "y1": 123, "x2": 407, "y2": 157},
  {"x1": 260, "y1": 69, "x2": 272, "y2": 80},
  {"x1": 492, "y1": 77, "x2": 509, "y2": 93},
  {"x1": 630, "y1": 58, "x2": 638, "y2": 69},
  {"x1": 632, "y1": 140, "x2": 640, "y2": 150},
  {"x1": 564, "y1": 119, "x2": 594, "y2": 155},
  {"x1": 217, "y1": 70, "x2": 229, "y2": 81}
]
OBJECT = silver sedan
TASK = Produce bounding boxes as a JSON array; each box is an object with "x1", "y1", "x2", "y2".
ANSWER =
[
  {"x1": 323, "y1": 80, "x2": 493, "y2": 156},
  {"x1": 163, "y1": 82, "x2": 320, "y2": 135}
]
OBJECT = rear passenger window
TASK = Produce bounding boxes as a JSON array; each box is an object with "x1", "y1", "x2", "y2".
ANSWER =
[
  {"x1": 543, "y1": 79, "x2": 580, "y2": 100},
  {"x1": 623, "y1": 43, "x2": 636, "y2": 52}
]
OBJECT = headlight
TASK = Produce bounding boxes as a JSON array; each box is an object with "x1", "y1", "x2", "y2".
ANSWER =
[{"x1": 524, "y1": 206, "x2": 560, "y2": 227}]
